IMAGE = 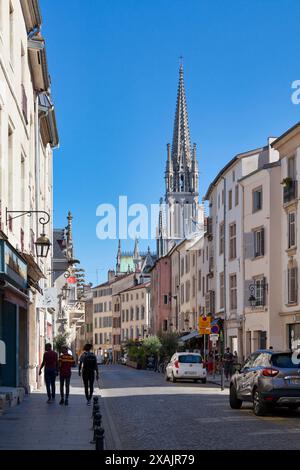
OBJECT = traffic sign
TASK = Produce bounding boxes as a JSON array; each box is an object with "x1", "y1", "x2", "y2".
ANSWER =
[
  {"x1": 209, "y1": 334, "x2": 219, "y2": 341},
  {"x1": 199, "y1": 327, "x2": 211, "y2": 335},
  {"x1": 211, "y1": 324, "x2": 220, "y2": 334},
  {"x1": 199, "y1": 316, "x2": 211, "y2": 329}
]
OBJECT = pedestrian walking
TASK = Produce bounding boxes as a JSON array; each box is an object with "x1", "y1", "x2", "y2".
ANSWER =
[
  {"x1": 223, "y1": 347, "x2": 234, "y2": 380},
  {"x1": 39, "y1": 343, "x2": 58, "y2": 403},
  {"x1": 58, "y1": 346, "x2": 75, "y2": 406},
  {"x1": 78, "y1": 344, "x2": 99, "y2": 406},
  {"x1": 207, "y1": 351, "x2": 214, "y2": 374}
]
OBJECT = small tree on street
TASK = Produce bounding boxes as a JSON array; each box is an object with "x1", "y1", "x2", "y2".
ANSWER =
[
  {"x1": 143, "y1": 336, "x2": 162, "y2": 356},
  {"x1": 158, "y1": 332, "x2": 179, "y2": 360},
  {"x1": 53, "y1": 333, "x2": 69, "y2": 354}
]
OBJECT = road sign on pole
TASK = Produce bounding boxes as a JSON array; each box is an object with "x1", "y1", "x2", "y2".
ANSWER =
[
  {"x1": 211, "y1": 324, "x2": 220, "y2": 334},
  {"x1": 209, "y1": 333, "x2": 219, "y2": 342},
  {"x1": 199, "y1": 327, "x2": 211, "y2": 335},
  {"x1": 199, "y1": 316, "x2": 211, "y2": 329}
]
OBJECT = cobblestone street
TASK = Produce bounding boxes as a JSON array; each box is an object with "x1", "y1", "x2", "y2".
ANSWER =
[
  {"x1": 100, "y1": 365, "x2": 300, "y2": 450},
  {"x1": 1, "y1": 365, "x2": 300, "y2": 450}
]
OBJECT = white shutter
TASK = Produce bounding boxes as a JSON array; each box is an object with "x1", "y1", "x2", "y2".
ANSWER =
[{"x1": 244, "y1": 232, "x2": 254, "y2": 259}]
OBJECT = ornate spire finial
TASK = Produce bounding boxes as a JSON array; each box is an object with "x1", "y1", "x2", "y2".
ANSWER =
[
  {"x1": 171, "y1": 61, "x2": 191, "y2": 175},
  {"x1": 116, "y1": 240, "x2": 122, "y2": 274}
]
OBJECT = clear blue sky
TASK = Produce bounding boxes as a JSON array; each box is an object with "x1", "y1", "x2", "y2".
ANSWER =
[{"x1": 41, "y1": 0, "x2": 300, "y2": 285}]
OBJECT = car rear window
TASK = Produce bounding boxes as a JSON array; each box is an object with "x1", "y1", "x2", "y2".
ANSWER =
[
  {"x1": 271, "y1": 353, "x2": 299, "y2": 369},
  {"x1": 178, "y1": 355, "x2": 202, "y2": 364}
]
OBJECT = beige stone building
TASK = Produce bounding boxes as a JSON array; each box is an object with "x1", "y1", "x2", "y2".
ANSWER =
[
  {"x1": 169, "y1": 239, "x2": 199, "y2": 333},
  {"x1": 272, "y1": 123, "x2": 300, "y2": 351},
  {"x1": 0, "y1": 0, "x2": 58, "y2": 391},
  {"x1": 120, "y1": 282, "x2": 151, "y2": 344},
  {"x1": 93, "y1": 272, "x2": 135, "y2": 359},
  {"x1": 239, "y1": 145, "x2": 281, "y2": 355}
]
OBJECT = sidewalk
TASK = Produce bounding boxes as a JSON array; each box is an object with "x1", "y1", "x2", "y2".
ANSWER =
[
  {"x1": 207, "y1": 373, "x2": 230, "y2": 388},
  {"x1": 0, "y1": 371, "x2": 97, "y2": 450}
]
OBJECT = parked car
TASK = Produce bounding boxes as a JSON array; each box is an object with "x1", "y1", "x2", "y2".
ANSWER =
[
  {"x1": 165, "y1": 352, "x2": 207, "y2": 383},
  {"x1": 229, "y1": 349, "x2": 300, "y2": 416}
]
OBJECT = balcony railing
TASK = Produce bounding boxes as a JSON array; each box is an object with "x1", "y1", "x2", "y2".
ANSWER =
[{"x1": 283, "y1": 180, "x2": 297, "y2": 204}]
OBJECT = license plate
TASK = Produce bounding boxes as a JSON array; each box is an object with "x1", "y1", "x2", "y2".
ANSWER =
[
  {"x1": 185, "y1": 371, "x2": 196, "y2": 375},
  {"x1": 288, "y1": 378, "x2": 300, "y2": 385}
]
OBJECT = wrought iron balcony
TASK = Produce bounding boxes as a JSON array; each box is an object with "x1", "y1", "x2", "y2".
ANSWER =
[{"x1": 283, "y1": 180, "x2": 297, "y2": 204}]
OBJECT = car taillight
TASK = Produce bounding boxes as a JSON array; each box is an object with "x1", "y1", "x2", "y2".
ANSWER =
[
  {"x1": 174, "y1": 360, "x2": 179, "y2": 369},
  {"x1": 262, "y1": 368, "x2": 279, "y2": 377}
]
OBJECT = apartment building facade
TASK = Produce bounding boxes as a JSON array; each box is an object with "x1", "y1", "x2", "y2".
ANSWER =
[
  {"x1": 150, "y1": 255, "x2": 171, "y2": 334},
  {"x1": 0, "y1": 0, "x2": 58, "y2": 390},
  {"x1": 273, "y1": 123, "x2": 300, "y2": 352},
  {"x1": 93, "y1": 273, "x2": 135, "y2": 359},
  {"x1": 120, "y1": 282, "x2": 151, "y2": 344}
]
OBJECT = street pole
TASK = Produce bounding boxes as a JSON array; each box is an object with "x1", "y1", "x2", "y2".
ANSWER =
[{"x1": 221, "y1": 176, "x2": 227, "y2": 353}]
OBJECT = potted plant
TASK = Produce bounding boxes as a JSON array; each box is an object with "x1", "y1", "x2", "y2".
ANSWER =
[{"x1": 281, "y1": 177, "x2": 293, "y2": 188}]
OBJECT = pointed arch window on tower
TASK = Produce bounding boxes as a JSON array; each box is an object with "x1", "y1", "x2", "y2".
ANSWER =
[
  {"x1": 170, "y1": 175, "x2": 173, "y2": 191},
  {"x1": 180, "y1": 175, "x2": 184, "y2": 191}
]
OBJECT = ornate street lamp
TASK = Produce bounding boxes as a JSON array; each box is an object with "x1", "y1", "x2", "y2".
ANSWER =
[
  {"x1": 6, "y1": 209, "x2": 51, "y2": 258},
  {"x1": 35, "y1": 232, "x2": 51, "y2": 258}
]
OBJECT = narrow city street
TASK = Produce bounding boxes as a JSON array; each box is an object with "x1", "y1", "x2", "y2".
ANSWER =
[
  {"x1": 0, "y1": 365, "x2": 300, "y2": 450},
  {"x1": 100, "y1": 365, "x2": 300, "y2": 450}
]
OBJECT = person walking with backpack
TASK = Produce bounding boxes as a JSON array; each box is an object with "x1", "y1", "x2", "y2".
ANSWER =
[
  {"x1": 39, "y1": 343, "x2": 58, "y2": 403},
  {"x1": 78, "y1": 344, "x2": 99, "y2": 405},
  {"x1": 58, "y1": 346, "x2": 75, "y2": 406}
]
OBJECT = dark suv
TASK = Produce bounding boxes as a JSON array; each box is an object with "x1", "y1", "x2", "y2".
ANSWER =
[{"x1": 229, "y1": 349, "x2": 300, "y2": 416}]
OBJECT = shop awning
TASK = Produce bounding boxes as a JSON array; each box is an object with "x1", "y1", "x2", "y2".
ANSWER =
[{"x1": 179, "y1": 330, "x2": 200, "y2": 342}]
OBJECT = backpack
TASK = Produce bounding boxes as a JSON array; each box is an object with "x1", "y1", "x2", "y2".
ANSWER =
[{"x1": 83, "y1": 353, "x2": 97, "y2": 371}]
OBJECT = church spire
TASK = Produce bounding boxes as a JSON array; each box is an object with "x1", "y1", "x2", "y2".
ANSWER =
[
  {"x1": 171, "y1": 64, "x2": 192, "y2": 173},
  {"x1": 116, "y1": 240, "x2": 121, "y2": 274},
  {"x1": 133, "y1": 237, "x2": 141, "y2": 272}
]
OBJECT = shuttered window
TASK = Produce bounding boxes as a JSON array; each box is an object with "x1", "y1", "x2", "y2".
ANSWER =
[
  {"x1": 254, "y1": 227, "x2": 265, "y2": 257},
  {"x1": 229, "y1": 223, "x2": 237, "y2": 259},
  {"x1": 230, "y1": 274, "x2": 237, "y2": 310},
  {"x1": 288, "y1": 212, "x2": 296, "y2": 249},
  {"x1": 288, "y1": 267, "x2": 298, "y2": 304}
]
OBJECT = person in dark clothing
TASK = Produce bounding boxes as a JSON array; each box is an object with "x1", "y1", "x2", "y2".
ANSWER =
[
  {"x1": 78, "y1": 344, "x2": 99, "y2": 405},
  {"x1": 58, "y1": 346, "x2": 75, "y2": 406},
  {"x1": 39, "y1": 343, "x2": 58, "y2": 403},
  {"x1": 223, "y1": 347, "x2": 234, "y2": 380}
]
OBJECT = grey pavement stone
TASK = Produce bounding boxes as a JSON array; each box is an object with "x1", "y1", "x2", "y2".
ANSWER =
[{"x1": 0, "y1": 371, "x2": 96, "y2": 450}]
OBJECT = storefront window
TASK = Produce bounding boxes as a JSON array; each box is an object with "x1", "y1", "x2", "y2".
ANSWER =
[{"x1": 289, "y1": 324, "x2": 300, "y2": 351}]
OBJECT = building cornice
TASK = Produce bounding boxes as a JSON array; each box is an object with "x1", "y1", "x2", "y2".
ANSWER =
[
  {"x1": 271, "y1": 122, "x2": 300, "y2": 155},
  {"x1": 20, "y1": 0, "x2": 42, "y2": 33},
  {"x1": 204, "y1": 145, "x2": 268, "y2": 200},
  {"x1": 28, "y1": 37, "x2": 50, "y2": 92}
]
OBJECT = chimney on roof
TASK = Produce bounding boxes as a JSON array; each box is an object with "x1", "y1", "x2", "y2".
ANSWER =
[{"x1": 108, "y1": 269, "x2": 116, "y2": 282}]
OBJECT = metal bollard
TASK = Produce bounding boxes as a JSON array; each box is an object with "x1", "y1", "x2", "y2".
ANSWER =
[
  {"x1": 90, "y1": 412, "x2": 102, "y2": 444},
  {"x1": 95, "y1": 426, "x2": 105, "y2": 451},
  {"x1": 221, "y1": 367, "x2": 224, "y2": 391},
  {"x1": 92, "y1": 403, "x2": 100, "y2": 420},
  {"x1": 92, "y1": 397, "x2": 99, "y2": 409}
]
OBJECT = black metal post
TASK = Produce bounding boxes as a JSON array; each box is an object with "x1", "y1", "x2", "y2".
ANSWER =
[
  {"x1": 90, "y1": 412, "x2": 102, "y2": 444},
  {"x1": 92, "y1": 403, "x2": 100, "y2": 426},
  {"x1": 95, "y1": 426, "x2": 105, "y2": 451}
]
